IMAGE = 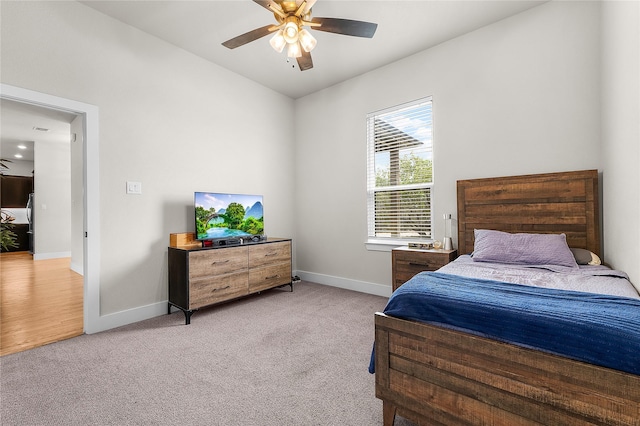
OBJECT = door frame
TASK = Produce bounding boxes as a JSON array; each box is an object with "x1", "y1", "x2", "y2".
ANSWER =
[{"x1": 1, "y1": 83, "x2": 101, "y2": 333}]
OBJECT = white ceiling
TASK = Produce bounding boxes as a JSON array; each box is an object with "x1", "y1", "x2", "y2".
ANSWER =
[
  {"x1": 1, "y1": 0, "x2": 546, "y2": 163},
  {"x1": 80, "y1": 0, "x2": 547, "y2": 99},
  {"x1": 0, "y1": 100, "x2": 77, "y2": 164}
]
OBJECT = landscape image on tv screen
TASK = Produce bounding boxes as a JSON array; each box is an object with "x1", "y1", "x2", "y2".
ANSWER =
[{"x1": 195, "y1": 192, "x2": 264, "y2": 241}]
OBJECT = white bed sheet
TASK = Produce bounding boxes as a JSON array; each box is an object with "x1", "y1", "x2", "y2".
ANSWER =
[{"x1": 438, "y1": 255, "x2": 640, "y2": 299}]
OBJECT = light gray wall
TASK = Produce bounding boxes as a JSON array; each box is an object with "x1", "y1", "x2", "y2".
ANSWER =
[
  {"x1": 1, "y1": 1, "x2": 296, "y2": 315},
  {"x1": 70, "y1": 114, "x2": 84, "y2": 274},
  {"x1": 294, "y1": 0, "x2": 604, "y2": 292},
  {"x1": 1, "y1": 0, "x2": 637, "y2": 325},
  {"x1": 1, "y1": 159, "x2": 33, "y2": 177},
  {"x1": 601, "y1": 0, "x2": 640, "y2": 290},
  {"x1": 33, "y1": 139, "x2": 72, "y2": 258}
]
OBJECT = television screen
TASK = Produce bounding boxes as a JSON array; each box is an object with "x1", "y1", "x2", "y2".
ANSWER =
[{"x1": 194, "y1": 192, "x2": 264, "y2": 241}]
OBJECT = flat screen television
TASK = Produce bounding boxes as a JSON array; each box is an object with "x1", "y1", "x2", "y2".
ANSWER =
[{"x1": 194, "y1": 192, "x2": 264, "y2": 243}]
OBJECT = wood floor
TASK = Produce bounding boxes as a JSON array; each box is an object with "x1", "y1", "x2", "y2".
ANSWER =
[{"x1": 0, "y1": 251, "x2": 83, "y2": 356}]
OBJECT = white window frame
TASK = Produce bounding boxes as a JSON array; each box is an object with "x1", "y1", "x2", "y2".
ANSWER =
[{"x1": 366, "y1": 97, "x2": 434, "y2": 251}]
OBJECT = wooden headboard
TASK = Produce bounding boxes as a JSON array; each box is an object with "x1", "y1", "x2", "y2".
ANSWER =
[{"x1": 457, "y1": 170, "x2": 600, "y2": 257}]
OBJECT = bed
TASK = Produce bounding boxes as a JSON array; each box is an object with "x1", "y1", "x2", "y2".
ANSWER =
[{"x1": 372, "y1": 170, "x2": 640, "y2": 426}]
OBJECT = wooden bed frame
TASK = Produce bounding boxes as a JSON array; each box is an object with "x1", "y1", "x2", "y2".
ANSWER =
[{"x1": 374, "y1": 170, "x2": 640, "y2": 426}]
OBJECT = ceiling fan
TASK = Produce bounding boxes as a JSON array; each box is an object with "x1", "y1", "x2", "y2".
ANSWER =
[{"x1": 222, "y1": 0, "x2": 378, "y2": 71}]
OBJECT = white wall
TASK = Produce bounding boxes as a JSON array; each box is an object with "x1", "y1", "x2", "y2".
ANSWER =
[
  {"x1": 70, "y1": 114, "x2": 84, "y2": 274},
  {"x1": 294, "y1": 0, "x2": 603, "y2": 293},
  {"x1": 1, "y1": 159, "x2": 33, "y2": 177},
  {"x1": 1, "y1": 1, "x2": 296, "y2": 317},
  {"x1": 2, "y1": 0, "x2": 637, "y2": 328},
  {"x1": 601, "y1": 0, "x2": 640, "y2": 289},
  {"x1": 33, "y1": 139, "x2": 72, "y2": 258}
]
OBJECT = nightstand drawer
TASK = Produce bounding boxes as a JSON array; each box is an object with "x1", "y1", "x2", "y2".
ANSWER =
[
  {"x1": 394, "y1": 261, "x2": 438, "y2": 284},
  {"x1": 392, "y1": 248, "x2": 457, "y2": 291}
]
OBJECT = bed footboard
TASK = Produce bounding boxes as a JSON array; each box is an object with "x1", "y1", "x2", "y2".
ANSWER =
[{"x1": 374, "y1": 312, "x2": 640, "y2": 426}]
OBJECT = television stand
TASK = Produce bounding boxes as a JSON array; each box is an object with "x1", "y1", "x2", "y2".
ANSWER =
[{"x1": 168, "y1": 237, "x2": 292, "y2": 324}]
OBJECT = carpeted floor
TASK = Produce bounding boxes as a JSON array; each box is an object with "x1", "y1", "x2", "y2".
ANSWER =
[{"x1": 0, "y1": 282, "x2": 416, "y2": 425}]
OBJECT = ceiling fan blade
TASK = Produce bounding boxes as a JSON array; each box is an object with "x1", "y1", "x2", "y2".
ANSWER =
[
  {"x1": 254, "y1": 0, "x2": 289, "y2": 19},
  {"x1": 222, "y1": 25, "x2": 274, "y2": 49},
  {"x1": 310, "y1": 17, "x2": 377, "y2": 38},
  {"x1": 253, "y1": 0, "x2": 277, "y2": 12},
  {"x1": 297, "y1": 50, "x2": 313, "y2": 71}
]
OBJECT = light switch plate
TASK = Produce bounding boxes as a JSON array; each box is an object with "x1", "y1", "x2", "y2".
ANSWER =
[{"x1": 126, "y1": 181, "x2": 142, "y2": 194}]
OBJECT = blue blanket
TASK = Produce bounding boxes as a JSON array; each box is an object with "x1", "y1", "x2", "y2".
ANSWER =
[{"x1": 369, "y1": 272, "x2": 640, "y2": 375}]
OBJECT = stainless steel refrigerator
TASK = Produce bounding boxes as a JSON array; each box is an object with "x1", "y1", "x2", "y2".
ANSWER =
[{"x1": 26, "y1": 192, "x2": 34, "y2": 254}]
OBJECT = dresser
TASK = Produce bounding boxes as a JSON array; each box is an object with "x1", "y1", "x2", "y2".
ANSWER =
[
  {"x1": 168, "y1": 238, "x2": 292, "y2": 324},
  {"x1": 391, "y1": 247, "x2": 457, "y2": 291}
]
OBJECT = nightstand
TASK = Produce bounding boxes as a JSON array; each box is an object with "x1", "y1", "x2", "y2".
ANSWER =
[{"x1": 392, "y1": 247, "x2": 457, "y2": 291}]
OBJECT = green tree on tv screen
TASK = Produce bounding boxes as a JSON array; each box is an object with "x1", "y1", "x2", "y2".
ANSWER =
[
  {"x1": 195, "y1": 206, "x2": 217, "y2": 235},
  {"x1": 241, "y1": 216, "x2": 264, "y2": 235},
  {"x1": 225, "y1": 203, "x2": 245, "y2": 230}
]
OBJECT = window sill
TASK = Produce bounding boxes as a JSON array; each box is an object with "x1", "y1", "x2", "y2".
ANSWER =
[{"x1": 365, "y1": 239, "x2": 433, "y2": 252}]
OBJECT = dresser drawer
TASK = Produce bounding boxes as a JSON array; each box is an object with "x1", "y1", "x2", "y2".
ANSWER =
[
  {"x1": 249, "y1": 241, "x2": 291, "y2": 269},
  {"x1": 189, "y1": 272, "x2": 248, "y2": 309},
  {"x1": 188, "y1": 246, "x2": 247, "y2": 279},
  {"x1": 249, "y1": 263, "x2": 291, "y2": 293}
]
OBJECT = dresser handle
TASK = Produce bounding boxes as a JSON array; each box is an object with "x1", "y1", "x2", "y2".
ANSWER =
[
  {"x1": 212, "y1": 260, "x2": 230, "y2": 265},
  {"x1": 265, "y1": 274, "x2": 280, "y2": 280},
  {"x1": 212, "y1": 285, "x2": 231, "y2": 292},
  {"x1": 409, "y1": 262, "x2": 431, "y2": 267},
  {"x1": 264, "y1": 252, "x2": 277, "y2": 257}
]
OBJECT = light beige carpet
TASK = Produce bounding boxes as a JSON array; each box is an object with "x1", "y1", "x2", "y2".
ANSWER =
[{"x1": 1, "y1": 282, "x2": 416, "y2": 425}]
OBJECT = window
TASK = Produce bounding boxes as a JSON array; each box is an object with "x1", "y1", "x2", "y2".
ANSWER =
[{"x1": 366, "y1": 97, "x2": 433, "y2": 245}]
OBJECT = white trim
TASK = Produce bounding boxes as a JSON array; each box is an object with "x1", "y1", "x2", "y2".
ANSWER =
[
  {"x1": 33, "y1": 251, "x2": 71, "y2": 260},
  {"x1": 367, "y1": 96, "x2": 434, "y2": 117},
  {"x1": 365, "y1": 241, "x2": 402, "y2": 252},
  {"x1": 89, "y1": 301, "x2": 169, "y2": 334},
  {"x1": 70, "y1": 261, "x2": 83, "y2": 275},
  {"x1": 296, "y1": 270, "x2": 392, "y2": 298},
  {"x1": 0, "y1": 84, "x2": 101, "y2": 334},
  {"x1": 365, "y1": 238, "x2": 436, "y2": 252}
]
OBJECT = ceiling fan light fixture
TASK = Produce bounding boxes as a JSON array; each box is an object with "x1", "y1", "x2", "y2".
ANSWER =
[
  {"x1": 269, "y1": 30, "x2": 286, "y2": 53},
  {"x1": 287, "y1": 41, "x2": 302, "y2": 58},
  {"x1": 283, "y1": 21, "x2": 299, "y2": 44},
  {"x1": 298, "y1": 28, "x2": 317, "y2": 52},
  {"x1": 221, "y1": 0, "x2": 378, "y2": 72}
]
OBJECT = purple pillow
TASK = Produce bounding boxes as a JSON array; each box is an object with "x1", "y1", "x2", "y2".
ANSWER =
[{"x1": 472, "y1": 229, "x2": 578, "y2": 268}]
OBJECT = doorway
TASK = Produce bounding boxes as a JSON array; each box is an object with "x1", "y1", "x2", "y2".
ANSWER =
[
  {"x1": 1, "y1": 98, "x2": 81, "y2": 355},
  {"x1": 1, "y1": 83, "x2": 101, "y2": 338}
]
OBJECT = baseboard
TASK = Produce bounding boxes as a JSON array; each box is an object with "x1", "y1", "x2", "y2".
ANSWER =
[
  {"x1": 86, "y1": 272, "x2": 391, "y2": 334},
  {"x1": 86, "y1": 301, "x2": 168, "y2": 334},
  {"x1": 70, "y1": 261, "x2": 83, "y2": 275},
  {"x1": 296, "y1": 270, "x2": 392, "y2": 298},
  {"x1": 34, "y1": 251, "x2": 71, "y2": 260}
]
